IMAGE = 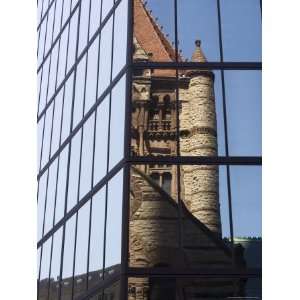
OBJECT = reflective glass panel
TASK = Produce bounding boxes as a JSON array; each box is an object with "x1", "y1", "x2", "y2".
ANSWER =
[
  {"x1": 67, "y1": 9, "x2": 79, "y2": 73},
  {"x1": 93, "y1": 96, "x2": 109, "y2": 185},
  {"x1": 74, "y1": 201, "x2": 91, "y2": 298},
  {"x1": 41, "y1": 102, "x2": 54, "y2": 170},
  {"x1": 101, "y1": 0, "x2": 114, "y2": 22},
  {"x1": 112, "y1": 0, "x2": 128, "y2": 78},
  {"x1": 38, "y1": 238, "x2": 52, "y2": 299},
  {"x1": 177, "y1": 0, "x2": 220, "y2": 62},
  {"x1": 37, "y1": 246, "x2": 41, "y2": 280},
  {"x1": 37, "y1": 69, "x2": 42, "y2": 112},
  {"x1": 88, "y1": 188, "x2": 106, "y2": 290},
  {"x1": 67, "y1": 129, "x2": 82, "y2": 212},
  {"x1": 221, "y1": 0, "x2": 262, "y2": 62},
  {"x1": 105, "y1": 170, "x2": 123, "y2": 269},
  {"x1": 225, "y1": 71, "x2": 262, "y2": 156},
  {"x1": 39, "y1": 56, "x2": 50, "y2": 114},
  {"x1": 62, "y1": 0, "x2": 72, "y2": 25},
  {"x1": 37, "y1": 0, "x2": 43, "y2": 24},
  {"x1": 108, "y1": 75, "x2": 126, "y2": 170},
  {"x1": 44, "y1": 3, "x2": 55, "y2": 55},
  {"x1": 47, "y1": 42, "x2": 59, "y2": 103},
  {"x1": 55, "y1": 145, "x2": 69, "y2": 224},
  {"x1": 97, "y1": 17, "x2": 113, "y2": 97},
  {"x1": 72, "y1": 0, "x2": 80, "y2": 9},
  {"x1": 61, "y1": 215, "x2": 76, "y2": 300},
  {"x1": 38, "y1": 18, "x2": 47, "y2": 66},
  {"x1": 53, "y1": 0, "x2": 64, "y2": 40},
  {"x1": 78, "y1": 0, "x2": 91, "y2": 56},
  {"x1": 89, "y1": 0, "x2": 101, "y2": 40},
  {"x1": 38, "y1": 170, "x2": 48, "y2": 241},
  {"x1": 61, "y1": 72, "x2": 74, "y2": 144},
  {"x1": 49, "y1": 228, "x2": 63, "y2": 300},
  {"x1": 79, "y1": 113, "x2": 95, "y2": 198},
  {"x1": 51, "y1": 88, "x2": 64, "y2": 156},
  {"x1": 42, "y1": 0, "x2": 50, "y2": 16},
  {"x1": 73, "y1": 55, "x2": 87, "y2": 129},
  {"x1": 44, "y1": 158, "x2": 58, "y2": 235},
  {"x1": 37, "y1": 116, "x2": 45, "y2": 168},
  {"x1": 57, "y1": 25, "x2": 69, "y2": 87},
  {"x1": 230, "y1": 166, "x2": 262, "y2": 269},
  {"x1": 85, "y1": 36, "x2": 99, "y2": 115}
]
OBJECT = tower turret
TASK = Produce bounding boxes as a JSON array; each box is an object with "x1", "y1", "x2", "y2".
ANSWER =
[{"x1": 180, "y1": 40, "x2": 221, "y2": 235}]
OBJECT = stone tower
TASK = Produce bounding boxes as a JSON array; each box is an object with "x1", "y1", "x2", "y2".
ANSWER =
[{"x1": 179, "y1": 40, "x2": 221, "y2": 236}]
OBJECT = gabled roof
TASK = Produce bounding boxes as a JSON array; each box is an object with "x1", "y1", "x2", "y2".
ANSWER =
[
  {"x1": 134, "y1": 0, "x2": 180, "y2": 77},
  {"x1": 134, "y1": 0, "x2": 178, "y2": 62}
]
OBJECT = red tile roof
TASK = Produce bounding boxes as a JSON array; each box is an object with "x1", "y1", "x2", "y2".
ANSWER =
[{"x1": 134, "y1": 0, "x2": 179, "y2": 77}]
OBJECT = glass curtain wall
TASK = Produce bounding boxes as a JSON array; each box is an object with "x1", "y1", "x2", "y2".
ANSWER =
[
  {"x1": 37, "y1": 0, "x2": 261, "y2": 299},
  {"x1": 37, "y1": 0, "x2": 128, "y2": 299}
]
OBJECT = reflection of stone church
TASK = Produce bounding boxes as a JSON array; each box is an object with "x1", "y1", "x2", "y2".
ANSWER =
[{"x1": 129, "y1": 0, "x2": 247, "y2": 299}]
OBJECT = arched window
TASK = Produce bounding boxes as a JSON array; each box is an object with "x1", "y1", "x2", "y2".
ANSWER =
[
  {"x1": 149, "y1": 96, "x2": 159, "y2": 121},
  {"x1": 162, "y1": 95, "x2": 171, "y2": 121},
  {"x1": 163, "y1": 94, "x2": 171, "y2": 105}
]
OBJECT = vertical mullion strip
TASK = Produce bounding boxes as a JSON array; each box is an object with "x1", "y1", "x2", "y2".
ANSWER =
[
  {"x1": 86, "y1": 0, "x2": 103, "y2": 290},
  {"x1": 103, "y1": 3, "x2": 116, "y2": 279},
  {"x1": 174, "y1": 0, "x2": 183, "y2": 250},
  {"x1": 71, "y1": 0, "x2": 92, "y2": 297},
  {"x1": 123, "y1": 0, "x2": 133, "y2": 161},
  {"x1": 121, "y1": 0, "x2": 133, "y2": 285},
  {"x1": 57, "y1": 2, "x2": 82, "y2": 299},
  {"x1": 217, "y1": 0, "x2": 235, "y2": 265}
]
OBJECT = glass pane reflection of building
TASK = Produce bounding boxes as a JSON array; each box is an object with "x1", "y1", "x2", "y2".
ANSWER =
[
  {"x1": 37, "y1": 0, "x2": 261, "y2": 299},
  {"x1": 129, "y1": 0, "x2": 261, "y2": 299}
]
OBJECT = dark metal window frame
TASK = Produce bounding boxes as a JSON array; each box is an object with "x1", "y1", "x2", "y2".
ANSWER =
[{"x1": 37, "y1": 0, "x2": 262, "y2": 299}]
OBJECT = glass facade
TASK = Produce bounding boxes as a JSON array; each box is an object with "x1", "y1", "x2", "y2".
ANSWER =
[{"x1": 37, "y1": 0, "x2": 261, "y2": 299}]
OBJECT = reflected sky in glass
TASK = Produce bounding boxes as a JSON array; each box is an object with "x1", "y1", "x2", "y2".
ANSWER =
[{"x1": 105, "y1": 169, "x2": 123, "y2": 268}]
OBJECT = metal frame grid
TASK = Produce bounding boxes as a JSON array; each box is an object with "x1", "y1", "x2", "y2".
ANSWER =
[{"x1": 37, "y1": 0, "x2": 262, "y2": 299}]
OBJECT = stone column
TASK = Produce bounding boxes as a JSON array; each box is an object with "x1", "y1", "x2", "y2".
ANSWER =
[{"x1": 179, "y1": 40, "x2": 221, "y2": 236}]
